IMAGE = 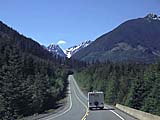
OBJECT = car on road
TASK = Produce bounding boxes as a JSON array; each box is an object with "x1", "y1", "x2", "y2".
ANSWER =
[{"x1": 88, "y1": 91, "x2": 104, "y2": 110}]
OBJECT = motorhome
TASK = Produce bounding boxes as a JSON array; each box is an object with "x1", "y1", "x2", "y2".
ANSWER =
[{"x1": 88, "y1": 91, "x2": 104, "y2": 110}]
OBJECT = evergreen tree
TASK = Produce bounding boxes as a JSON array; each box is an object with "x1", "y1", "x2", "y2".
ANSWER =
[
  {"x1": 0, "y1": 45, "x2": 23, "y2": 119},
  {"x1": 105, "y1": 76, "x2": 118, "y2": 104},
  {"x1": 126, "y1": 76, "x2": 145, "y2": 109}
]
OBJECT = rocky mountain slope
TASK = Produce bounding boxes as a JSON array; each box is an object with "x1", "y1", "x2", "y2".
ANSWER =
[
  {"x1": 72, "y1": 13, "x2": 160, "y2": 63},
  {"x1": 65, "y1": 40, "x2": 92, "y2": 58},
  {"x1": 47, "y1": 43, "x2": 66, "y2": 57},
  {"x1": 47, "y1": 40, "x2": 92, "y2": 58}
]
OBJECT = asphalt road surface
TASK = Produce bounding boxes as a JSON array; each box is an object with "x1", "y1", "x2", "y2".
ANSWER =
[{"x1": 39, "y1": 75, "x2": 137, "y2": 120}]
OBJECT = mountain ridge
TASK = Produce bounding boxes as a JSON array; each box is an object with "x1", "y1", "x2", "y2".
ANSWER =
[
  {"x1": 0, "y1": 20, "x2": 68, "y2": 119},
  {"x1": 65, "y1": 40, "x2": 92, "y2": 58},
  {"x1": 47, "y1": 43, "x2": 66, "y2": 57},
  {"x1": 47, "y1": 40, "x2": 93, "y2": 58},
  {"x1": 72, "y1": 13, "x2": 160, "y2": 63}
]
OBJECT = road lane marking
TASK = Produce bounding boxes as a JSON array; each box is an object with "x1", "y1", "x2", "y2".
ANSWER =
[
  {"x1": 110, "y1": 110, "x2": 125, "y2": 120},
  {"x1": 105, "y1": 105, "x2": 125, "y2": 120},
  {"x1": 72, "y1": 82, "x2": 89, "y2": 120},
  {"x1": 72, "y1": 76, "x2": 88, "y2": 100},
  {"x1": 72, "y1": 75, "x2": 125, "y2": 120},
  {"x1": 43, "y1": 80, "x2": 73, "y2": 120}
]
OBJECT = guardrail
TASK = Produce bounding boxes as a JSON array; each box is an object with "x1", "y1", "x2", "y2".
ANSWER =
[{"x1": 116, "y1": 104, "x2": 160, "y2": 120}]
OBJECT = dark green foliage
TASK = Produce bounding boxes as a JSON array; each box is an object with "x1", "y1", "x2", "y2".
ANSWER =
[
  {"x1": 75, "y1": 62, "x2": 144, "y2": 104},
  {"x1": 141, "y1": 64, "x2": 160, "y2": 115},
  {"x1": 0, "y1": 22, "x2": 68, "y2": 119},
  {"x1": 75, "y1": 61, "x2": 160, "y2": 116},
  {"x1": 0, "y1": 44, "x2": 23, "y2": 119},
  {"x1": 0, "y1": 21, "x2": 53, "y2": 61},
  {"x1": 126, "y1": 78, "x2": 145, "y2": 109},
  {"x1": 0, "y1": 40, "x2": 68, "y2": 119}
]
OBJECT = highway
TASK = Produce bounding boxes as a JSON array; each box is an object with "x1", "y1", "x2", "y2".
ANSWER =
[{"x1": 39, "y1": 75, "x2": 137, "y2": 120}]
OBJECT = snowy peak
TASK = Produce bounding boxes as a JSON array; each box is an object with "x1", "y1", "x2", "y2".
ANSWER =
[
  {"x1": 47, "y1": 40, "x2": 93, "y2": 58},
  {"x1": 65, "y1": 40, "x2": 92, "y2": 58},
  {"x1": 145, "y1": 13, "x2": 160, "y2": 21},
  {"x1": 47, "y1": 43, "x2": 66, "y2": 57}
]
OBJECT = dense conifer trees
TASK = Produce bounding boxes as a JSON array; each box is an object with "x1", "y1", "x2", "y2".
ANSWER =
[
  {"x1": 0, "y1": 38, "x2": 68, "y2": 119},
  {"x1": 75, "y1": 62, "x2": 160, "y2": 115}
]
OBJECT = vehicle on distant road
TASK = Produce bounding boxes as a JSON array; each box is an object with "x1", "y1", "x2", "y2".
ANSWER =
[{"x1": 88, "y1": 91, "x2": 104, "y2": 110}]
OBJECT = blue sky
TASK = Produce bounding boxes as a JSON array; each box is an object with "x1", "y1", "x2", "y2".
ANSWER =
[{"x1": 0, "y1": 0, "x2": 159, "y2": 49}]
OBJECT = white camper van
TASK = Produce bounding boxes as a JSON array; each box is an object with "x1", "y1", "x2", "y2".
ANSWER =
[{"x1": 88, "y1": 91, "x2": 104, "y2": 110}]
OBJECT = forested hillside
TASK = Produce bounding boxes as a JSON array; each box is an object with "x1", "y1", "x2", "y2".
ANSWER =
[
  {"x1": 75, "y1": 61, "x2": 160, "y2": 116},
  {"x1": 72, "y1": 14, "x2": 160, "y2": 63},
  {"x1": 0, "y1": 22, "x2": 69, "y2": 119}
]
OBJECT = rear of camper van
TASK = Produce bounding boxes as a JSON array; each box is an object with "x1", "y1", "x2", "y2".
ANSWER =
[{"x1": 88, "y1": 91, "x2": 104, "y2": 110}]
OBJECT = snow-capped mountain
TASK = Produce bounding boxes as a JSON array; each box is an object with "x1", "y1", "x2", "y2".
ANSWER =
[
  {"x1": 72, "y1": 13, "x2": 160, "y2": 63},
  {"x1": 47, "y1": 43, "x2": 66, "y2": 57},
  {"x1": 47, "y1": 40, "x2": 92, "y2": 58},
  {"x1": 65, "y1": 40, "x2": 92, "y2": 58},
  {"x1": 145, "y1": 13, "x2": 160, "y2": 21}
]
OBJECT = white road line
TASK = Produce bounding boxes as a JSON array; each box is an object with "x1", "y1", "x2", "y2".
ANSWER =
[
  {"x1": 105, "y1": 105, "x2": 125, "y2": 120},
  {"x1": 73, "y1": 75, "x2": 125, "y2": 120},
  {"x1": 72, "y1": 84, "x2": 88, "y2": 120},
  {"x1": 43, "y1": 80, "x2": 73, "y2": 120},
  {"x1": 110, "y1": 110, "x2": 125, "y2": 120},
  {"x1": 73, "y1": 83, "x2": 88, "y2": 111},
  {"x1": 43, "y1": 75, "x2": 125, "y2": 120},
  {"x1": 72, "y1": 76, "x2": 88, "y2": 100}
]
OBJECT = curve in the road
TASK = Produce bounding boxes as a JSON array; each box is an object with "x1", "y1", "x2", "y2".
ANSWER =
[
  {"x1": 72, "y1": 75, "x2": 126, "y2": 120},
  {"x1": 44, "y1": 80, "x2": 73, "y2": 120},
  {"x1": 42, "y1": 76, "x2": 89, "y2": 120},
  {"x1": 39, "y1": 75, "x2": 136, "y2": 120},
  {"x1": 72, "y1": 85, "x2": 89, "y2": 120},
  {"x1": 72, "y1": 75, "x2": 88, "y2": 100}
]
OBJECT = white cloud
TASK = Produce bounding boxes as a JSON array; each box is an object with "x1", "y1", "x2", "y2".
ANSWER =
[{"x1": 57, "y1": 40, "x2": 66, "y2": 45}]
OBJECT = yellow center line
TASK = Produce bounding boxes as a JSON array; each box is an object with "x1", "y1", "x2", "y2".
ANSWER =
[{"x1": 72, "y1": 82, "x2": 89, "y2": 120}]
